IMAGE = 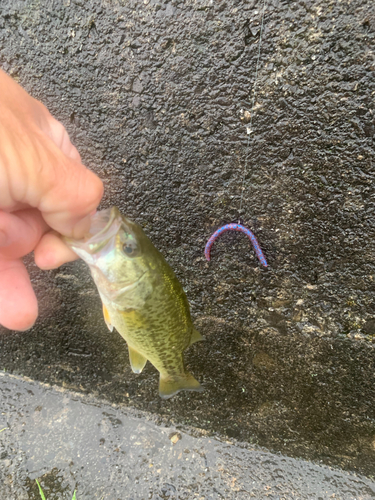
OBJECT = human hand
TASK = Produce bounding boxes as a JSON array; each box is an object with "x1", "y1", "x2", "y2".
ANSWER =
[{"x1": 0, "y1": 69, "x2": 103, "y2": 331}]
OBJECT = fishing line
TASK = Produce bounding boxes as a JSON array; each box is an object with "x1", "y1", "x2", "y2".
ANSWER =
[
  {"x1": 205, "y1": 0, "x2": 268, "y2": 267},
  {"x1": 239, "y1": 0, "x2": 267, "y2": 216}
]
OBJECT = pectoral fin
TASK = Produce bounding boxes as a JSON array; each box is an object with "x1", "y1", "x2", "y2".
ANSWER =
[
  {"x1": 159, "y1": 372, "x2": 203, "y2": 399},
  {"x1": 128, "y1": 346, "x2": 147, "y2": 373},
  {"x1": 189, "y1": 327, "x2": 204, "y2": 346},
  {"x1": 102, "y1": 304, "x2": 113, "y2": 332}
]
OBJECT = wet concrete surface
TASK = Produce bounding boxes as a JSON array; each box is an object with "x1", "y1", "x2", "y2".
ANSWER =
[
  {"x1": 2, "y1": 372, "x2": 375, "y2": 500},
  {"x1": 1, "y1": 0, "x2": 375, "y2": 479}
]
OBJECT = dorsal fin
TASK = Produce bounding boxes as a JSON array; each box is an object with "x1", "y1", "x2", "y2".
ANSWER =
[{"x1": 189, "y1": 327, "x2": 204, "y2": 346}]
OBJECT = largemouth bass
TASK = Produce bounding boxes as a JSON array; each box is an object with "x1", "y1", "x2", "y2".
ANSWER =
[{"x1": 65, "y1": 207, "x2": 203, "y2": 398}]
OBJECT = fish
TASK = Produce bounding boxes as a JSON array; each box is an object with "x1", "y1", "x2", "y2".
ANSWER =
[{"x1": 64, "y1": 207, "x2": 203, "y2": 399}]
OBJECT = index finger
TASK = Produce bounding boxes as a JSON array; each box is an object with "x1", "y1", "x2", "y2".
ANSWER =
[{"x1": 35, "y1": 141, "x2": 104, "y2": 238}]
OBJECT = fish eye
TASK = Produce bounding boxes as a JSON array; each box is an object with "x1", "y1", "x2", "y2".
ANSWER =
[{"x1": 122, "y1": 242, "x2": 138, "y2": 256}]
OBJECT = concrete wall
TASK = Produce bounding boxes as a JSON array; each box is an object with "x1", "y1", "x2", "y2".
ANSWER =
[{"x1": 0, "y1": 0, "x2": 374, "y2": 475}]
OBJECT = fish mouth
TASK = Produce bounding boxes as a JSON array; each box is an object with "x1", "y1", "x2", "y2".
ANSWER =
[{"x1": 65, "y1": 207, "x2": 121, "y2": 254}]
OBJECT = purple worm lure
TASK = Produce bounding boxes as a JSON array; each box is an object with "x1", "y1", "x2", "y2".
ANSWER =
[{"x1": 205, "y1": 223, "x2": 268, "y2": 267}]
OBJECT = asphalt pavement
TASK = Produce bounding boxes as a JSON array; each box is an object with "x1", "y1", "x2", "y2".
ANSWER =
[{"x1": 1, "y1": 372, "x2": 375, "y2": 500}]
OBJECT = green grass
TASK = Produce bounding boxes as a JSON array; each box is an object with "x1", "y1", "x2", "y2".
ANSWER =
[{"x1": 35, "y1": 479, "x2": 76, "y2": 500}]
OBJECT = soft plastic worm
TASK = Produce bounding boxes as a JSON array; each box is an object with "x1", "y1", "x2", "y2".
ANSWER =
[{"x1": 205, "y1": 223, "x2": 268, "y2": 267}]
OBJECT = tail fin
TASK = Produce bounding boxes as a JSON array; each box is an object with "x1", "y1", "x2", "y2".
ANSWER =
[{"x1": 159, "y1": 372, "x2": 203, "y2": 399}]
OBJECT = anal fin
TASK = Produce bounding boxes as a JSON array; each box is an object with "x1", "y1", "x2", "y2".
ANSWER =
[
  {"x1": 159, "y1": 372, "x2": 203, "y2": 399},
  {"x1": 102, "y1": 304, "x2": 113, "y2": 332},
  {"x1": 189, "y1": 327, "x2": 204, "y2": 346},
  {"x1": 128, "y1": 346, "x2": 147, "y2": 374}
]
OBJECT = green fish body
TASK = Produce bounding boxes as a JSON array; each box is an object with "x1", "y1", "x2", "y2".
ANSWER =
[{"x1": 65, "y1": 207, "x2": 203, "y2": 398}]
